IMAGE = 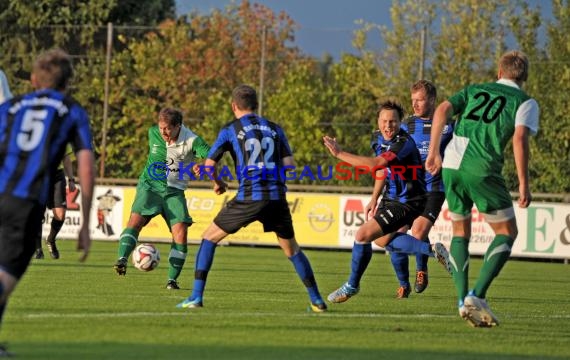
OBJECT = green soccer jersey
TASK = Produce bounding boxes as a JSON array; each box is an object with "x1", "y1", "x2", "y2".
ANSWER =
[
  {"x1": 442, "y1": 81, "x2": 531, "y2": 175},
  {"x1": 139, "y1": 126, "x2": 169, "y2": 193},
  {"x1": 139, "y1": 125, "x2": 210, "y2": 193}
]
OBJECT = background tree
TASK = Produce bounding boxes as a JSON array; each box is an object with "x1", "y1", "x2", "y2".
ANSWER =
[
  {"x1": 0, "y1": 0, "x2": 566, "y2": 194},
  {"x1": 103, "y1": 0, "x2": 301, "y2": 177},
  {"x1": 517, "y1": 0, "x2": 570, "y2": 193}
]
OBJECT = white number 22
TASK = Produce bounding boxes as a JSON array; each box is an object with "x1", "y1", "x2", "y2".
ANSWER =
[{"x1": 245, "y1": 137, "x2": 275, "y2": 168}]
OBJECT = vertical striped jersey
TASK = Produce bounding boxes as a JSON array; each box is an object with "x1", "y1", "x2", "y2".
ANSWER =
[
  {"x1": 208, "y1": 114, "x2": 292, "y2": 200},
  {"x1": 0, "y1": 89, "x2": 93, "y2": 205},
  {"x1": 370, "y1": 128, "x2": 426, "y2": 203},
  {"x1": 401, "y1": 116, "x2": 453, "y2": 192}
]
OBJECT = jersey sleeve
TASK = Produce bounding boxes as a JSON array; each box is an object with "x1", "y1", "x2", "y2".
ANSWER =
[
  {"x1": 147, "y1": 125, "x2": 162, "y2": 152},
  {"x1": 515, "y1": 98, "x2": 539, "y2": 135},
  {"x1": 192, "y1": 135, "x2": 211, "y2": 159},
  {"x1": 448, "y1": 87, "x2": 469, "y2": 116},
  {"x1": 276, "y1": 126, "x2": 293, "y2": 158},
  {"x1": 69, "y1": 105, "x2": 93, "y2": 153},
  {"x1": 207, "y1": 127, "x2": 232, "y2": 162}
]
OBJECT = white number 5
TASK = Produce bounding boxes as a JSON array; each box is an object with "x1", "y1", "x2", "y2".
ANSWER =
[{"x1": 17, "y1": 109, "x2": 46, "y2": 151}]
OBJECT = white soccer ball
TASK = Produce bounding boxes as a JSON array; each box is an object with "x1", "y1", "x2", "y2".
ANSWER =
[{"x1": 132, "y1": 243, "x2": 160, "y2": 272}]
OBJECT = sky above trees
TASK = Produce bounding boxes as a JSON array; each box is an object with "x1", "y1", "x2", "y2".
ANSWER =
[{"x1": 175, "y1": 0, "x2": 552, "y2": 59}]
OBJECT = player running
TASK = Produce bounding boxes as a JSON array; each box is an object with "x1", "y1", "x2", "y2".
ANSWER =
[{"x1": 426, "y1": 50, "x2": 539, "y2": 327}]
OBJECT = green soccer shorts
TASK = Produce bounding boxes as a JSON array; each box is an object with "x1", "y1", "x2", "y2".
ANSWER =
[
  {"x1": 131, "y1": 182, "x2": 192, "y2": 228},
  {"x1": 442, "y1": 168, "x2": 513, "y2": 218}
]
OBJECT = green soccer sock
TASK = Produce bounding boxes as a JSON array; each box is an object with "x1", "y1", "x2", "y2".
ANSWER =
[
  {"x1": 117, "y1": 228, "x2": 139, "y2": 259},
  {"x1": 168, "y1": 242, "x2": 188, "y2": 281},
  {"x1": 473, "y1": 234, "x2": 514, "y2": 299},
  {"x1": 450, "y1": 236, "x2": 470, "y2": 305}
]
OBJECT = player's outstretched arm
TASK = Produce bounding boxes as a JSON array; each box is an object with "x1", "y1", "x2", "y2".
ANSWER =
[
  {"x1": 513, "y1": 125, "x2": 531, "y2": 208},
  {"x1": 426, "y1": 101, "x2": 453, "y2": 175},
  {"x1": 323, "y1": 136, "x2": 387, "y2": 169},
  {"x1": 76, "y1": 149, "x2": 95, "y2": 262}
]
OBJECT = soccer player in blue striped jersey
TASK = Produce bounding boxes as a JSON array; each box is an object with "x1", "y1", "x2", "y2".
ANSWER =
[
  {"x1": 324, "y1": 100, "x2": 451, "y2": 305},
  {"x1": 367, "y1": 81, "x2": 453, "y2": 298},
  {"x1": 0, "y1": 49, "x2": 95, "y2": 357},
  {"x1": 177, "y1": 84, "x2": 327, "y2": 312}
]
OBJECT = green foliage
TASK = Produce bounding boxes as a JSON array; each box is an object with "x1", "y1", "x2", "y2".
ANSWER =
[
  {"x1": 355, "y1": 0, "x2": 569, "y2": 194},
  {"x1": 0, "y1": 0, "x2": 567, "y2": 193},
  {"x1": 107, "y1": 0, "x2": 175, "y2": 25},
  {"x1": 102, "y1": 1, "x2": 301, "y2": 177},
  {"x1": 264, "y1": 59, "x2": 331, "y2": 184}
]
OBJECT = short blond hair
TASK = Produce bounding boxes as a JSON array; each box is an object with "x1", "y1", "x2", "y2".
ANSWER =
[{"x1": 499, "y1": 50, "x2": 529, "y2": 82}]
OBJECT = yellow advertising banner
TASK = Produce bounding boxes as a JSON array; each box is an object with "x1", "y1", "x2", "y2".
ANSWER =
[
  {"x1": 59, "y1": 185, "x2": 570, "y2": 259},
  {"x1": 288, "y1": 193, "x2": 338, "y2": 247},
  {"x1": 124, "y1": 188, "x2": 339, "y2": 247}
]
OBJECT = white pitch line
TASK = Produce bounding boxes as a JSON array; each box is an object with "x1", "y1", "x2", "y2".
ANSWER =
[{"x1": 21, "y1": 312, "x2": 570, "y2": 320}]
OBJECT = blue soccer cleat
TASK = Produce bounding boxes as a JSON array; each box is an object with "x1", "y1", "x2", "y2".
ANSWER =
[{"x1": 176, "y1": 297, "x2": 203, "y2": 309}]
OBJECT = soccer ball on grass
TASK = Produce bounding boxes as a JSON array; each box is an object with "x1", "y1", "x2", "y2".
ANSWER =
[{"x1": 132, "y1": 243, "x2": 160, "y2": 272}]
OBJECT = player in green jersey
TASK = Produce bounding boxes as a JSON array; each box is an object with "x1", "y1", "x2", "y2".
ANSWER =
[
  {"x1": 114, "y1": 108, "x2": 211, "y2": 290},
  {"x1": 426, "y1": 50, "x2": 539, "y2": 327}
]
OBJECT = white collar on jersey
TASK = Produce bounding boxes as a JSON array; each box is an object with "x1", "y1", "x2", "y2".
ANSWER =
[{"x1": 497, "y1": 78, "x2": 520, "y2": 89}]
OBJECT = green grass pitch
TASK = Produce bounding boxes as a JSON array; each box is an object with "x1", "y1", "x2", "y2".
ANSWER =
[{"x1": 3, "y1": 240, "x2": 569, "y2": 359}]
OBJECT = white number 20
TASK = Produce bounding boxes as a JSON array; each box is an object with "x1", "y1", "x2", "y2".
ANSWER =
[{"x1": 17, "y1": 109, "x2": 47, "y2": 151}]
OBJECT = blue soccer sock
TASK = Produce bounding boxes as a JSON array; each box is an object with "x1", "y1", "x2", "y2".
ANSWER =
[
  {"x1": 190, "y1": 239, "x2": 217, "y2": 300},
  {"x1": 416, "y1": 238, "x2": 430, "y2": 272},
  {"x1": 347, "y1": 242, "x2": 372, "y2": 288},
  {"x1": 385, "y1": 232, "x2": 432, "y2": 256},
  {"x1": 390, "y1": 251, "x2": 410, "y2": 287},
  {"x1": 289, "y1": 251, "x2": 323, "y2": 304}
]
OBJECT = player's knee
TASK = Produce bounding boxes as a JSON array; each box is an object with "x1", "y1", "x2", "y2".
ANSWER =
[{"x1": 355, "y1": 227, "x2": 376, "y2": 244}]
